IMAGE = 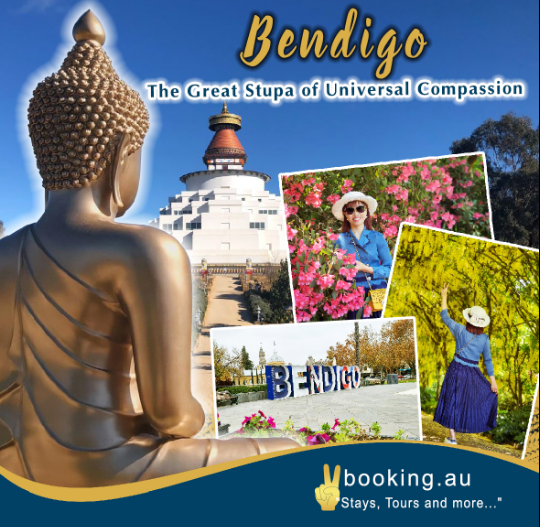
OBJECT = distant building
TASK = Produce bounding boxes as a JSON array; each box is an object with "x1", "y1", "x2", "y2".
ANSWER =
[
  {"x1": 234, "y1": 367, "x2": 266, "y2": 386},
  {"x1": 150, "y1": 103, "x2": 287, "y2": 264},
  {"x1": 258, "y1": 344, "x2": 266, "y2": 368}
]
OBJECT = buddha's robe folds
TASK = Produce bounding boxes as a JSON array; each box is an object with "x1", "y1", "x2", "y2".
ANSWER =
[{"x1": 0, "y1": 226, "x2": 295, "y2": 487}]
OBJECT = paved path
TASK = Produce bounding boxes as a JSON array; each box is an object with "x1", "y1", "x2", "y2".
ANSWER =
[
  {"x1": 219, "y1": 382, "x2": 422, "y2": 440},
  {"x1": 192, "y1": 276, "x2": 254, "y2": 437}
]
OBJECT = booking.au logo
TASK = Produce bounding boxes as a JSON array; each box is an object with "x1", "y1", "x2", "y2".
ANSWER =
[{"x1": 315, "y1": 464, "x2": 341, "y2": 511}]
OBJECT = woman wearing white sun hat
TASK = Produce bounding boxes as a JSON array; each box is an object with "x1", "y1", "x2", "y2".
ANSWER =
[
  {"x1": 434, "y1": 284, "x2": 498, "y2": 445},
  {"x1": 332, "y1": 191, "x2": 393, "y2": 319}
]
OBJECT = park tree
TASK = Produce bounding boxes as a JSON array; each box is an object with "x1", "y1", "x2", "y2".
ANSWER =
[
  {"x1": 240, "y1": 346, "x2": 254, "y2": 370},
  {"x1": 326, "y1": 324, "x2": 387, "y2": 375},
  {"x1": 268, "y1": 260, "x2": 294, "y2": 323},
  {"x1": 326, "y1": 339, "x2": 356, "y2": 366},
  {"x1": 213, "y1": 342, "x2": 242, "y2": 384},
  {"x1": 451, "y1": 112, "x2": 539, "y2": 248},
  {"x1": 380, "y1": 319, "x2": 416, "y2": 378},
  {"x1": 385, "y1": 225, "x2": 539, "y2": 410},
  {"x1": 354, "y1": 322, "x2": 360, "y2": 366}
]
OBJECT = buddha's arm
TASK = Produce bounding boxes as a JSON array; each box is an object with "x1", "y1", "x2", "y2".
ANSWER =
[
  {"x1": 118, "y1": 230, "x2": 205, "y2": 438},
  {"x1": 0, "y1": 233, "x2": 23, "y2": 447}
]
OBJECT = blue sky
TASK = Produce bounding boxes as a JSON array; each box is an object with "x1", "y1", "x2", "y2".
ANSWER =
[{"x1": 0, "y1": 0, "x2": 538, "y2": 233}]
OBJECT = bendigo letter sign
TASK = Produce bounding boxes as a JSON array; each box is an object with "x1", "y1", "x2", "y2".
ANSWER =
[{"x1": 265, "y1": 365, "x2": 362, "y2": 400}]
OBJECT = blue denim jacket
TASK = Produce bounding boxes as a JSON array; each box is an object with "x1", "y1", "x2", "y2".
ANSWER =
[
  {"x1": 441, "y1": 309, "x2": 494, "y2": 376},
  {"x1": 335, "y1": 229, "x2": 392, "y2": 288}
]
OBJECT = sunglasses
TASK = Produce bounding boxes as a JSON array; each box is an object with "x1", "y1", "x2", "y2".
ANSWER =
[{"x1": 344, "y1": 205, "x2": 366, "y2": 215}]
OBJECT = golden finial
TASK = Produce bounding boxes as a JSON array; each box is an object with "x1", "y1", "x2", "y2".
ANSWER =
[
  {"x1": 209, "y1": 102, "x2": 242, "y2": 131},
  {"x1": 73, "y1": 10, "x2": 106, "y2": 46}
]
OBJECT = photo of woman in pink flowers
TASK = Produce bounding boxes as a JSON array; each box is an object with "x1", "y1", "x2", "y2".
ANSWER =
[
  {"x1": 332, "y1": 192, "x2": 392, "y2": 319},
  {"x1": 282, "y1": 154, "x2": 491, "y2": 323}
]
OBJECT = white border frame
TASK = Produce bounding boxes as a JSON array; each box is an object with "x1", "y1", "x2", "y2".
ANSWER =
[
  {"x1": 210, "y1": 316, "x2": 423, "y2": 442},
  {"x1": 521, "y1": 377, "x2": 539, "y2": 461},
  {"x1": 278, "y1": 152, "x2": 494, "y2": 323}
]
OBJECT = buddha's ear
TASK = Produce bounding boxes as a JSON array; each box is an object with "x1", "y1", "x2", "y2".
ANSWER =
[{"x1": 110, "y1": 132, "x2": 132, "y2": 209}]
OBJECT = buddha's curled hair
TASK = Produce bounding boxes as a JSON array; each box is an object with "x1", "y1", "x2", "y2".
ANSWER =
[{"x1": 28, "y1": 40, "x2": 149, "y2": 191}]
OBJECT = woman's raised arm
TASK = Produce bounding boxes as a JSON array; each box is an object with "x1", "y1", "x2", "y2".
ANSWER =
[{"x1": 440, "y1": 284, "x2": 463, "y2": 337}]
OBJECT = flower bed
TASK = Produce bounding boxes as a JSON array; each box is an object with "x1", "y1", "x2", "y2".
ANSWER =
[
  {"x1": 283, "y1": 155, "x2": 490, "y2": 322},
  {"x1": 227, "y1": 411, "x2": 408, "y2": 444}
]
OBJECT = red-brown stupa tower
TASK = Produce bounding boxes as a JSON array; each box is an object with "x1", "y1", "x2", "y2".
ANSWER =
[{"x1": 203, "y1": 102, "x2": 247, "y2": 170}]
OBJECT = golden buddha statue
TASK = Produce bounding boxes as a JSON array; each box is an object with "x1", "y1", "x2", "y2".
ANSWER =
[{"x1": 0, "y1": 11, "x2": 296, "y2": 487}]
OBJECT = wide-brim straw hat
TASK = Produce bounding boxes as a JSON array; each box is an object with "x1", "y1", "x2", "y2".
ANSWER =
[
  {"x1": 331, "y1": 191, "x2": 378, "y2": 221},
  {"x1": 463, "y1": 306, "x2": 491, "y2": 328}
]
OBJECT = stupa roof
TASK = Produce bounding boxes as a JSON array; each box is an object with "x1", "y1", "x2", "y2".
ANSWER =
[
  {"x1": 205, "y1": 128, "x2": 245, "y2": 152},
  {"x1": 203, "y1": 103, "x2": 247, "y2": 165}
]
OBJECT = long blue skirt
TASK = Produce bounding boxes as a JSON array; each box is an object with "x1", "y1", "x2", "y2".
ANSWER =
[{"x1": 433, "y1": 358, "x2": 498, "y2": 434}]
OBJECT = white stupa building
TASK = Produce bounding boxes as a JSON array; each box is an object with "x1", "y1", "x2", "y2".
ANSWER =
[{"x1": 150, "y1": 104, "x2": 287, "y2": 264}]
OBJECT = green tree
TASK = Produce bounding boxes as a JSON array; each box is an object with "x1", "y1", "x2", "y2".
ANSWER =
[
  {"x1": 268, "y1": 260, "x2": 294, "y2": 322},
  {"x1": 451, "y1": 112, "x2": 539, "y2": 248},
  {"x1": 241, "y1": 346, "x2": 254, "y2": 370}
]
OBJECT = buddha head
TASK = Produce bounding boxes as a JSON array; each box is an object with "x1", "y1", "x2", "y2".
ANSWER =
[{"x1": 28, "y1": 10, "x2": 149, "y2": 216}]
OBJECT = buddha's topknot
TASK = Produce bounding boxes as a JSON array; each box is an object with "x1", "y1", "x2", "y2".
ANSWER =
[{"x1": 28, "y1": 12, "x2": 149, "y2": 191}]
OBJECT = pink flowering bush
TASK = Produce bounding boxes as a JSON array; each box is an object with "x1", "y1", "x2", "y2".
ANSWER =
[
  {"x1": 283, "y1": 155, "x2": 490, "y2": 322},
  {"x1": 235, "y1": 410, "x2": 277, "y2": 437}
]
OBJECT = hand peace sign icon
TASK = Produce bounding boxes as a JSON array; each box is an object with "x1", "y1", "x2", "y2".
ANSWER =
[{"x1": 315, "y1": 464, "x2": 341, "y2": 511}]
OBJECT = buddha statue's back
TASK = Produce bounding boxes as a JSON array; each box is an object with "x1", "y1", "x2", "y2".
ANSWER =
[{"x1": 0, "y1": 11, "x2": 296, "y2": 487}]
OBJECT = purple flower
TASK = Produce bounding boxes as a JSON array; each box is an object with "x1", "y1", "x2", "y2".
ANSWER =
[
  {"x1": 258, "y1": 410, "x2": 266, "y2": 418},
  {"x1": 267, "y1": 417, "x2": 276, "y2": 429},
  {"x1": 332, "y1": 419, "x2": 341, "y2": 430},
  {"x1": 307, "y1": 433, "x2": 330, "y2": 445},
  {"x1": 299, "y1": 427, "x2": 309, "y2": 434}
]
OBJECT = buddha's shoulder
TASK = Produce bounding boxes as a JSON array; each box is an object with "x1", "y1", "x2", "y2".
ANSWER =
[
  {"x1": 0, "y1": 226, "x2": 31, "y2": 283},
  {"x1": 0, "y1": 226, "x2": 29, "y2": 260},
  {"x1": 103, "y1": 223, "x2": 189, "y2": 263}
]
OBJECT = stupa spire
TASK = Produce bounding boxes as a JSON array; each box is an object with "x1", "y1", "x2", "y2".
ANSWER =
[{"x1": 203, "y1": 103, "x2": 247, "y2": 169}]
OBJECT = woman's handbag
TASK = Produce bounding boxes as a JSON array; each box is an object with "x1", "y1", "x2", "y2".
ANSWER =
[{"x1": 347, "y1": 232, "x2": 387, "y2": 312}]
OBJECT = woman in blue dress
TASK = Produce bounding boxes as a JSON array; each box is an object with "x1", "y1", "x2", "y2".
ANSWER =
[
  {"x1": 434, "y1": 284, "x2": 498, "y2": 444},
  {"x1": 331, "y1": 191, "x2": 393, "y2": 319}
]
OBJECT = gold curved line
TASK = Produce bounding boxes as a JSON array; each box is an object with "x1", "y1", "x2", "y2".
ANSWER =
[{"x1": 0, "y1": 441, "x2": 536, "y2": 502}]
